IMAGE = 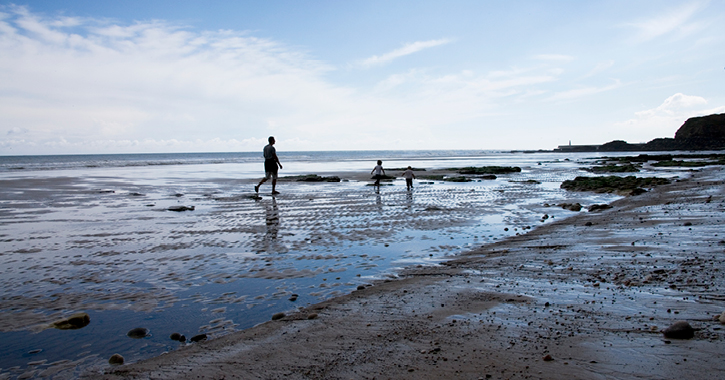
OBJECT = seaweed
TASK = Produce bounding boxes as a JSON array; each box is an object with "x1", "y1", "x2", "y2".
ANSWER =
[
  {"x1": 447, "y1": 166, "x2": 521, "y2": 174},
  {"x1": 561, "y1": 176, "x2": 670, "y2": 194}
]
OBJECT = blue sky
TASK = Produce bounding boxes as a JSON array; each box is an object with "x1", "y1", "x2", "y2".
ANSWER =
[{"x1": 1, "y1": 1, "x2": 723, "y2": 155}]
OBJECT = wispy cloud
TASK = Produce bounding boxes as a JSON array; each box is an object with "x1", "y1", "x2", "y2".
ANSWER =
[
  {"x1": 625, "y1": 2, "x2": 706, "y2": 42},
  {"x1": 547, "y1": 80, "x2": 622, "y2": 102},
  {"x1": 358, "y1": 38, "x2": 451, "y2": 68},
  {"x1": 533, "y1": 54, "x2": 575, "y2": 62}
]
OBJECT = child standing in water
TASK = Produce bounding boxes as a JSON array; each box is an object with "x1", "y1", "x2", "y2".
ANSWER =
[
  {"x1": 371, "y1": 160, "x2": 385, "y2": 189},
  {"x1": 402, "y1": 166, "x2": 416, "y2": 190}
]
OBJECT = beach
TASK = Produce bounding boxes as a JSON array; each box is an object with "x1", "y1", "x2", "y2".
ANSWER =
[
  {"x1": 95, "y1": 165, "x2": 725, "y2": 379},
  {"x1": 0, "y1": 151, "x2": 723, "y2": 379}
]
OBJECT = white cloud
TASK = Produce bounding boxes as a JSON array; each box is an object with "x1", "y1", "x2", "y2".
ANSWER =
[
  {"x1": 613, "y1": 93, "x2": 723, "y2": 141},
  {"x1": 358, "y1": 38, "x2": 451, "y2": 68},
  {"x1": 626, "y1": 2, "x2": 706, "y2": 42}
]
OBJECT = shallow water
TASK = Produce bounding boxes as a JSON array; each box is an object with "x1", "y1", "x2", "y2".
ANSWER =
[{"x1": 0, "y1": 150, "x2": 691, "y2": 378}]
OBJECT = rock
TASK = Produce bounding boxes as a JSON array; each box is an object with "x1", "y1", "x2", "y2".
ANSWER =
[
  {"x1": 190, "y1": 334, "x2": 207, "y2": 342},
  {"x1": 127, "y1": 327, "x2": 149, "y2": 339},
  {"x1": 178, "y1": 334, "x2": 186, "y2": 342},
  {"x1": 51, "y1": 312, "x2": 90, "y2": 330},
  {"x1": 108, "y1": 354, "x2": 124, "y2": 365},
  {"x1": 663, "y1": 321, "x2": 695, "y2": 339},
  {"x1": 543, "y1": 354, "x2": 553, "y2": 361},
  {"x1": 272, "y1": 312, "x2": 285, "y2": 320},
  {"x1": 674, "y1": 113, "x2": 725, "y2": 149},
  {"x1": 288, "y1": 294, "x2": 298, "y2": 301},
  {"x1": 718, "y1": 311, "x2": 725, "y2": 324},
  {"x1": 168, "y1": 205, "x2": 195, "y2": 212},
  {"x1": 558, "y1": 203, "x2": 582, "y2": 212},
  {"x1": 356, "y1": 285, "x2": 366, "y2": 290},
  {"x1": 170, "y1": 332, "x2": 182, "y2": 341},
  {"x1": 588, "y1": 204, "x2": 612, "y2": 212},
  {"x1": 307, "y1": 313, "x2": 318, "y2": 320}
]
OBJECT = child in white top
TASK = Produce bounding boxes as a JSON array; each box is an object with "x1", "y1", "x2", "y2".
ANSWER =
[
  {"x1": 371, "y1": 160, "x2": 385, "y2": 189},
  {"x1": 402, "y1": 166, "x2": 415, "y2": 190}
]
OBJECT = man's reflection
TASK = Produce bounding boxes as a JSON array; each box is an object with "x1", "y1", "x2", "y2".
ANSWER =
[{"x1": 265, "y1": 198, "x2": 280, "y2": 242}]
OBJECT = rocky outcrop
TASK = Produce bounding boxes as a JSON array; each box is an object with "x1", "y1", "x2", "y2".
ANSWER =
[
  {"x1": 571, "y1": 113, "x2": 725, "y2": 152},
  {"x1": 674, "y1": 113, "x2": 725, "y2": 149}
]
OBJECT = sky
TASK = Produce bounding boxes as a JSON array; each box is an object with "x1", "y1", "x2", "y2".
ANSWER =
[{"x1": 1, "y1": 0, "x2": 724, "y2": 155}]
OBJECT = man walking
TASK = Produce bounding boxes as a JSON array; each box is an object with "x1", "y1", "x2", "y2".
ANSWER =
[{"x1": 255, "y1": 136, "x2": 283, "y2": 195}]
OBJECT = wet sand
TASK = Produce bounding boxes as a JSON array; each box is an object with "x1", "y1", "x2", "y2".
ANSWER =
[{"x1": 95, "y1": 167, "x2": 725, "y2": 379}]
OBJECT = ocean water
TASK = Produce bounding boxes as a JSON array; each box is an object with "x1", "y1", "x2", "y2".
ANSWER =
[{"x1": 0, "y1": 150, "x2": 686, "y2": 378}]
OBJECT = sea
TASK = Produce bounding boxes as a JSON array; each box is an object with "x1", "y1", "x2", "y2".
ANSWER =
[{"x1": 0, "y1": 150, "x2": 687, "y2": 378}]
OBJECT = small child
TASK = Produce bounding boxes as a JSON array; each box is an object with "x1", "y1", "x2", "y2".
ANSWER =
[
  {"x1": 402, "y1": 166, "x2": 416, "y2": 190},
  {"x1": 371, "y1": 160, "x2": 385, "y2": 189}
]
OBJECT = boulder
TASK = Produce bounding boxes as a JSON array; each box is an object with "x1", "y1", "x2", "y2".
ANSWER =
[
  {"x1": 127, "y1": 327, "x2": 149, "y2": 339},
  {"x1": 51, "y1": 312, "x2": 90, "y2": 330},
  {"x1": 663, "y1": 321, "x2": 695, "y2": 339}
]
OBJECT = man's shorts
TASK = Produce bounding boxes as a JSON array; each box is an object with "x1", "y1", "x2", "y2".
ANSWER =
[{"x1": 264, "y1": 160, "x2": 278, "y2": 180}]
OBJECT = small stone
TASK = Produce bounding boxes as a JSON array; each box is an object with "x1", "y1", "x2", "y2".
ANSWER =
[
  {"x1": 127, "y1": 327, "x2": 149, "y2": 339},
  {"x1": 272, "y1": 312, "x2": 285, "y2": 320},
  {"x1": 543, "y1": 354, "x2": 553, "y2": 361},
  {"x1": 108, "y1": 354, "x2": 124, "y2": 365},
  {"x1": 357, "y1": 285, "x2": 366, "y2": 290},
  {"x1": 663, "y1": 321, "x2": 695, "y2": 339},
  {"x1": 307, "y1": 313, "x2": 318, "y2": 320},
  {"x1": 289, "y1": 294, "x2": 298, "y2": 301},
  {"x1": 170, "y1": 332, "x2": 181, "y2": 341},
  {"x1": 178, "y1": 335, "x2": 186, "y2": 342},
  {"x1": 52, "y1": 312, "x2": 90, "y2": 330},
  {"x1": 190, "y1": 334, "x2": 207, "y2": 342},
  {"x1": 718, "y1": 311, "x2": 725, "y2": 324}
]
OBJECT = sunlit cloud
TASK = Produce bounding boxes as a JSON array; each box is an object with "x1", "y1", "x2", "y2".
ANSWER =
[
  {"x1": 612, "y1": 93, "x2": 724, "y2": 141},
  {"x1": 547, "y1": 80, "x2": 622, "y2": 102},
  {"x1": 358, "y1": 38, "x2": 451, "y2": 68}
]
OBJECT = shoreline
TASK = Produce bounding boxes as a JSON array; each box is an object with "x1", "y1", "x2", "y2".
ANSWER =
[{"x1": 96, "y1": 167, "x2": 725, "y2": 379}]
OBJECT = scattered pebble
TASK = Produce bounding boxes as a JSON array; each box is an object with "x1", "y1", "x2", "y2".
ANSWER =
[
  {"x1": 108, "y1": 354, "x2": 124, "y2": 365},
  {"x1": 127, "y1": 327, "x2": 149, "y2": 339},
  {"x1": 663, "y1": 321, "x2": 695, "y2": 339}
]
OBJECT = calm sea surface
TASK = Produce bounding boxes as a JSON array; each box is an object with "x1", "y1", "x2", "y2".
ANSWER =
[{"x1": 0, "y1": 150, "x2": 686, "y2": 378}]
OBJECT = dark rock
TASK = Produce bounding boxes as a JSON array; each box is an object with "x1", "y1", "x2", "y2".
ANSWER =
[
  {"x1": 127, "y1": 327, "x2": 149, "y2": 339},
  {"x1": 561, "y1": 176, "x2": 669, "y2": 194},
  {"x1": 272, "y1": 312, "x2": 285, "y2": 320},
  {"x1": 288, "y1": 294, "x2": 298, "y2": 301},
  {"x1": 674, "y1": 113, "x2": 725, "y2": 149},
  {"x1": 52, "y1": 312, "x2": 90, "y2": 330},
  {"x1": 178, "y1": 334, "x2": 186, "y2": 342},
  {"x1": 168, "y1": 205, "x2": 195, "y2": 212},
  {"x1": 307, "y1": 313, "x2": 318, "y2": 320},
  {"x1": 108, "y1": 353, "x2": 124, "y2": 365},
  {"x1": 190, "y1": 334, "x2": 207, "y2": 342},
  {"x1": 543, "y1": 354, "x2": 553, "y2": 361},
  {"x1": 663, "y1": 321, "x2": 695, "y2": 339},
  {"x1": 170, "y1": 332, "x2": 182, "y2": 341},
  {"x1": 357, "y1": 285, "x2": 366, "y2": 290},
  {"x1": 588, "y1": 204, "x2": 612, "y2": 212},
  {"x1": 450, "y1": 166, "x2": 521, "y2": 174}
]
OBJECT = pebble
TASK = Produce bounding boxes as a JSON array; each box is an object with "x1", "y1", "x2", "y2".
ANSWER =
[
  {"x1": 52, "y1": 312, "x2": 90, "y2": 330},
  {"x1": 307, "y1": 313, "x2": 318, "y2": 320},
  {"x1": 272, "y1": 312, "x2": 285, "y2": 320},
  {"x1": 108, "y1": 354, "x2": 124, "y2": 365},
  {"x1": 663, "y1": 321, "x2": 695, "y2": 339},
  {"x1": 543, "y1": 354, "x2": 553, "y2": 361},
  {"x1": 719, "y1": 311, "x2": 725, "y2": 324},
  {"x1": 190, "y1": 334, "x2": 207, "y2": 342},
  {"x1": 127, "y1": 327, "x2": 149, "y2": 339}
]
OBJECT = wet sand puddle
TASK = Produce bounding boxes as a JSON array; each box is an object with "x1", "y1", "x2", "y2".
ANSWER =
[{"x1": 0, "y1": 165, "x2": 637, "y2": 378}]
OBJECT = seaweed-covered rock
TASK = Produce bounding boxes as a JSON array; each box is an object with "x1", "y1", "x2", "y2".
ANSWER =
[
  {"x1": 51, "y1": 313, "x2": 90, "y2": 330},
  {"x1": 108, "y1": 354, "x2": 124, "y2": 365},
  {"x1": 560, "y1": 176, "x2": 670, "y2": 194},
  {"x1": 127, "y1": 327, "x2": 149, "y2": 339},
  {"x1": 585, "y1": 164, "x2": 640, "y2": 173},
  {"x1": 168, "y1": 205, "x2": 195, "y2": 212},
  {"x1": 288, "y1": 174, "x2": 341, "y2": 182},
  {"x1": 450, "y1": 166, "x2": 521, "y2": 175}
]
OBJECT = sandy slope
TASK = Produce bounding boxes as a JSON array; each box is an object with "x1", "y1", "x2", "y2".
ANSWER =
[{"x1": 94, "y1": 167, "x2": 725, "y2": 380}]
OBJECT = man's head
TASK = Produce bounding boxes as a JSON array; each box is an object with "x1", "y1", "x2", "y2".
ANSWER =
[{"x1": 268, "y1": 136, "x2": 275, "y2": 144}]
